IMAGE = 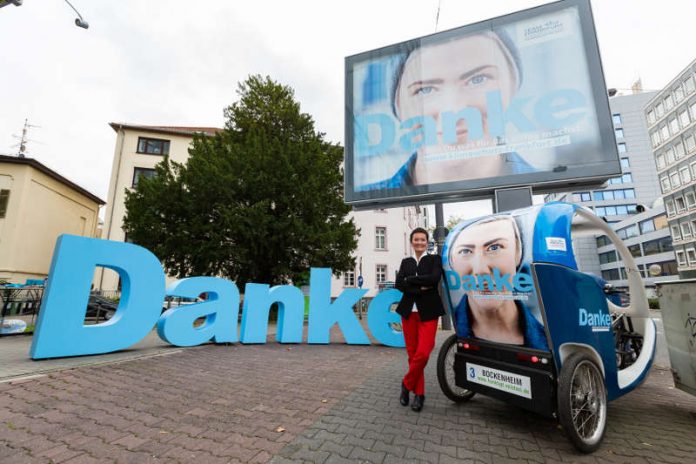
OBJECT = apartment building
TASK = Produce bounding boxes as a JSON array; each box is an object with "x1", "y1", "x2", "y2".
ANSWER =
[
  {"x1": 99, "y1": 123, "x2": 423, "y2": 296},
  {"x1": 0, "y1": 155, "x2": 104, "y2": 283},
  {"x1": 645, "y1": 59, "x2": 696, "y2": 278}
]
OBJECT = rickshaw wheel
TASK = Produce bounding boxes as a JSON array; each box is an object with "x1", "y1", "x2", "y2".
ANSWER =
[
  {"x1": 437, "y1": 334, "x2": 476, "y2": 403},
  {"x1": 557, "y1": 352, "x2": 607, "y2": 454}
]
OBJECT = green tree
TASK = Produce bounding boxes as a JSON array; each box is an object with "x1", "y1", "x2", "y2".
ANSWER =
[{"x1": 123, "y1": 75, "x2": 358, "y2": 288}]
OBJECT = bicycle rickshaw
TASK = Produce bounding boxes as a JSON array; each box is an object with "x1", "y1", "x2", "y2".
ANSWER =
[{"x1": 435, "y1": 202, "x2": 656, "y2": 453}]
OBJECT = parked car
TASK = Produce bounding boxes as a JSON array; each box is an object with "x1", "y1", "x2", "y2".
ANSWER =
[{"x1": 85, "y1": 295, "x2": 118, "y2": 321}]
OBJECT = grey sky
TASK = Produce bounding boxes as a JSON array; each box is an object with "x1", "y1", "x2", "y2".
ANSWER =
[{"x1": 1, "y1": 0, "x2": 694, "y2": 220}]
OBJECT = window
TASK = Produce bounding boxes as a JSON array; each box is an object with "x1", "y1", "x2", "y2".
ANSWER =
[
  {"x1": 639, "y1": 219, "x2": 655, "y2": 234},
  {"x1": 687, "y1": 248, "x2": 696, "y2": 265},
  {"x1": 656, "y1": 101, "x2": 664, "y2": 117},
  {"x1": 593, "y1": 191, "x2": 606, "y2": 201},
  {"x1": 601, "y1": 269, "x2": 620, "y2": 281},
  {"x1": 612, "y1": 114, "x2": 622, "y2": 126},
  {"x1": 375, "y1": 264, "x2": 387, "y2": 284},
  {"x1": 687, "y1": 191, "x2": 696, "y2": 209},
  {"x1": 686, "y1": 135, "x2": 696, "y2": 153},
  {"x1": 132, "y1": 168, "x2": 156, "y2": 187},
  {"x1": 656, "y1": 154, "x2": 665, "y2": 170},
  {"x1": 686, "y1": 76, "x2": 696, "y2": 94},
  {"x1": 647, "y1": 109, "x2": 656, "y2": 125},
  {"x1": 691, "y1": 161, "x2": 696, "y2": 179},
  {"x1": 618, "y1": 224, "x2": 639, "y2": 239},
  {"x1": 137, "y1": 137, "x2": 170, "y2": 155},
  {"x1": 0, "y1": 189, "x2": 9, "y2": 218},
  {"x1": 615, "y1": 205, "x2": 628, "y2": 215},
  {"x1": 643, "y1": 237, "x2": 673, "y2": 256},
  {"x1": 664, "y1": 94, "x2": 674, "y2": 110},
  {"x1": 676, "y1": 250, "x2": 687, "y2": 266},
  {"x1": 680, "y1": 167, "x2": 692, "y2": 184},
  {"x1": 343, "y1": 270, "x2": 355, "y2": 287},
  {"x1": 617, "y1": 143, "x2": 627, "y2": 154},
  {"x1": 669, "y1": 118, "x2": 679, "y2": 135},
  {"x1": 573, "y1": 192, "x2": 591, "y2": 202},
  {"x1": 615, "y1": 128, "x2": 624, "y2": 139},
  {"x1": 667, "y1": 146, "x2": 676, "y2": 163},
  {"x1": 675, "y1": 85, "x2": 685, "y2": 102},
  {"x1": 661, "y1": 176, "x2": 671, "y2": 193},
  {"x1": 670, "y1": 118, "x2": 680, "y2": 135},
  {"x1": 675, "y1": 141, "x2": 686, "y2": 158},
  {"x1": 375, "y1": 226, "x2": 387, "y2": 250},
  {"x1": 680, "y1": 222, "x2": 692, "y2": 238},
  {"x1": 660, "y1": 125, "x2": 670, "y2": 141},
  {"x1": 654, "y1": 215, "x2": 669, "y2": 230},
  {"x1": 648, "y1": 260, "x2": 679, "y2": 275},
  {"x1": 620, "y1": 157, "x2": 630, "y2": 169},
  {"x1": 628, "y1": 244, "x2": 642, "y2": 258},
  {"x1": 670, "y1": 171, "x2": 681, "y2": 189},
  {"x1": 599, "y1": 250, "x2": 618, "y2": 264},
  {"x1": 596, "y1": 235, "x2": 610, "y2": 248},
  {"x1": 624, "y1": 188, "x2": 635, "y2": 199},
  {"x1": 691, "y1": 101, "x2": 696, "y2": 120},
  {"x1": 665, "y1": 199, "x2": 675, "y2": 216},
  {"x1": 680, "y1": 109, "x2": 691, "y2": 127},
  {"x1": 622, "y1": 173, "x2": 633, "y2": 183},
  {"x1": 676, "y1": 196, "x2": 686, "y2": 212},
  {"x1": 672, "y1": 224, "x2": 682, "y2": 241},
  {"x1": 620, "y1": 268, "x2": 628, "y2": 280}
]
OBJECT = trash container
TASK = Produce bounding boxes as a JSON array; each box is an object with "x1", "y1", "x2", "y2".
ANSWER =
[{"x1": 655, "y1": 279, "x2": 696, "y2": 396}]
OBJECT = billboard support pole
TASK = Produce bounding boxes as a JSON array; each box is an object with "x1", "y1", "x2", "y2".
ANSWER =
[{"x1": 434, "y1": 203, "x2": 452, "y2": 331}]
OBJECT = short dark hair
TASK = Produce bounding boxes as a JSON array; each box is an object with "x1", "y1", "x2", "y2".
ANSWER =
[{"x1": 410, "y1": 227, "x2": 429, "y2": 242}]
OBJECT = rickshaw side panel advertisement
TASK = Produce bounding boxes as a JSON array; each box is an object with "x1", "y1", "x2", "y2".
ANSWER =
[
  {"x1": 344, "y1": 0, "x2": 619, "y2": 208},
  {"x1": 442, "y1": 205, "x2": 570, "y2": 352}
]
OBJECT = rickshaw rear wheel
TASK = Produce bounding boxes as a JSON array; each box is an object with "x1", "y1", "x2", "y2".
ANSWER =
[
  {"x1": 557, "y1": 352, "x2": 607, "y2": 454},
  {"x1": 437, "y1": 334, "x2": 476, "y2": 403}
]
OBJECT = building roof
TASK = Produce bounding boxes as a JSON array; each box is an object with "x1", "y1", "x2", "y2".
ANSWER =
[
  {"x1": 109, "y1": 123, "x2": 223, "y2": 137},
  {"x1": 0, "y1": 155, "x2": 105, "y2": 205}
]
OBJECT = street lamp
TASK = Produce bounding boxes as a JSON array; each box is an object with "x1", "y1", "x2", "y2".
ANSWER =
[{"x1": 64, "y1": 0, "x2": 88, "y2": 29}]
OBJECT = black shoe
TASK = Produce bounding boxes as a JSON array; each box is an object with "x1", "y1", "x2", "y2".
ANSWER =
[
  {"x1": 400, "y1": 382, "x2": 410, "y2": 406},
  {"x1": 411, "y1": 395, "x2": 424, "y2": 412}
]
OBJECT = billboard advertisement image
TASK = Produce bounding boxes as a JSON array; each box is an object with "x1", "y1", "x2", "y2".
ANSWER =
[{"x1": 345, "y1": 0, "x2": 619, "y2": 207}]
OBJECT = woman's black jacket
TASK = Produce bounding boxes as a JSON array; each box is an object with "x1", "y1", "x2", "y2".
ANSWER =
[{"x1": 395, "y1": 254, "x2": 445, "y2": 322}]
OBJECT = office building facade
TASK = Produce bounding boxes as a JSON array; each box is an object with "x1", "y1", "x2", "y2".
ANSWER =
[{"x1": 645, "y1": 59, "x2": 696, "y2": 278}]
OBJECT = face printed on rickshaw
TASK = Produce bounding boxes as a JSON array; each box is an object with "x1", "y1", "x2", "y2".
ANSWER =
[
  {"x1": 449, "y1": 218, "x2": 521, "y2": 308},
  {"x1": 395, "y1": 33, "x2": 517, "y2": 152}
]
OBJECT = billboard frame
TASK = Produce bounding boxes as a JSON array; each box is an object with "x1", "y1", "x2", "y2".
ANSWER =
[{"x1": 344, "y1": 0, "x2": 619, "y2": 210}]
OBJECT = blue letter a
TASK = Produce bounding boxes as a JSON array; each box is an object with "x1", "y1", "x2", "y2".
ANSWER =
[{"x1": 30, "y1": 235, "x2": 165, "y2": 359}]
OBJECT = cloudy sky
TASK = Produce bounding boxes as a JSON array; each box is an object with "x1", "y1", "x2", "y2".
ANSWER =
[{"x1": 1, "y1": 0, "x2": 694, "y2": 220}]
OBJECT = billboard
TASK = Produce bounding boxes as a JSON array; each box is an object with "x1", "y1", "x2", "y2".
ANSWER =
[{"x1": 344, "y1": 0, "x2": 619, "y2": 208}]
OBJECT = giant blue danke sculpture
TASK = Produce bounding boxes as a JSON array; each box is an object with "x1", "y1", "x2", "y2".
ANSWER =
[{"x1": 30, "y1": 235, "x2": 406, "y2": 359}]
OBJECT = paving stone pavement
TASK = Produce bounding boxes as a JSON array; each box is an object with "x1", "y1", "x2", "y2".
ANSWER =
[{"x1": 1, "y1": 329, "x2": 695, "y2": 464}]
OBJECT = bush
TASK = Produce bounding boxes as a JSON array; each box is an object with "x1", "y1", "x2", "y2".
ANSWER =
[{"x1": 648, "y1": 298, "x2": 660, "y2": 310}]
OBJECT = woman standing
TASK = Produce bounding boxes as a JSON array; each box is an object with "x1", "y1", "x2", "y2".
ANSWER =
[{"x1": 395, "y1": 227, "x2": 445, "y2": 412}]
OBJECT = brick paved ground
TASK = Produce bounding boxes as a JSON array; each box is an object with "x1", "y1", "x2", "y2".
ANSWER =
[{"x1": 1, "y1": 330, "x2": 695, "y2": 464}]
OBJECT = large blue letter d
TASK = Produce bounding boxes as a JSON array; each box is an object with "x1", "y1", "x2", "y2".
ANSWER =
[{"x1": 30, "y1": 235, "x2": 165, "y2": 359}]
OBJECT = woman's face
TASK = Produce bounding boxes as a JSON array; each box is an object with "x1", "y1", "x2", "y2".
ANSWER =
[
  {"x1": 411, "y1": 232, "x2": 428, "y2": 255},
  {"x1": 449, "y1": 219, "x2": 520, "y2": 309},
  {"x1": 395, "y1": 33, "x2": 517, "y2": 154}
]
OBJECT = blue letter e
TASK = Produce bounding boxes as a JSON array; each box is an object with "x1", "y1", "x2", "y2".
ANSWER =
[{"x1": 30, "y1": 235, "x2": 165, "y2": 359}]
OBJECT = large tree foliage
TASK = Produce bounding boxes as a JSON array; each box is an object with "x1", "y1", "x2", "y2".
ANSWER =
[{"x1": 123, "y1": 75, "x2": 358, "y2": 288}]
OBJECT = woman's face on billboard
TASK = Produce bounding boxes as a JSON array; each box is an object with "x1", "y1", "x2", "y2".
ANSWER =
[
  {"x1": 449, "y1": 218, "x2": 520, "y2": 309},
  {"x1": 395, "y1": 33, "x2": 517, "y2": 150}
]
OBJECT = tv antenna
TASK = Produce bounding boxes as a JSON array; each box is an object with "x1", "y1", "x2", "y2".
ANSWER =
[{"x1": 11, "y1": 118, "x2": 41, "y2": 158}]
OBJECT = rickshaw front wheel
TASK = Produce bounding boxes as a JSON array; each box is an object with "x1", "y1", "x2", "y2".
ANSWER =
[
  {"x1": 436, "y1": 334, "x2": 476, "y2": 403},
  {"x1": 557, "y1": 352, "x2": 607, "y2": 454}
]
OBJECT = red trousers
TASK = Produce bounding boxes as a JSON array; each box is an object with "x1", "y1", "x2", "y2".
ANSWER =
[{"x1": 401, "y1": 312, "x2": 438, "y2": 396}]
